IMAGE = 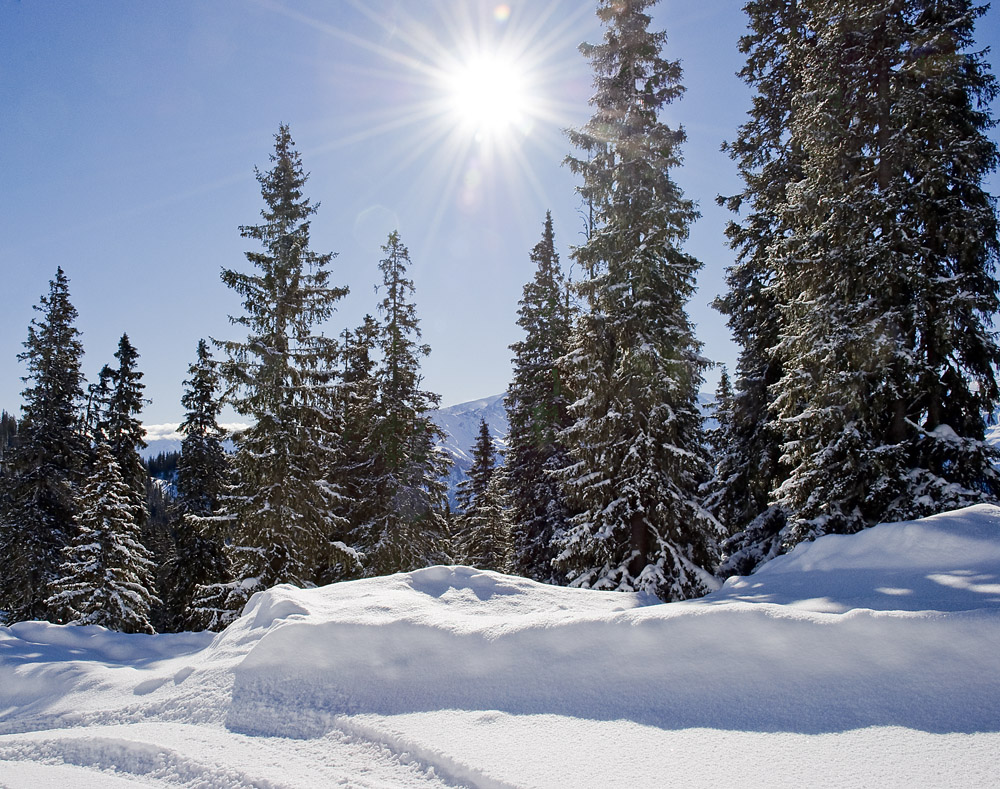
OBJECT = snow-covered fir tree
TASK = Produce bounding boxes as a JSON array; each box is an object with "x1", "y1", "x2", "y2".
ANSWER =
[
  {"x1": 720, "y1": 0, "x2": 1000, "y2": 573},
  {"x1": 0, "y1": 268, "x2": 88, "y2": 623},
  {"x1": 360, "y1": 231, "x2": 451, "y2": 575},
  {"x1": 705, "y1": 366, "x2": 733, "y2": 458},
  {"x1": 455, "y1": 418, "x2": 510, "y2": 571},
  {"x1": 556, "y1": 0, "x2": 723, "y2": 601},
  {"x1": 335, "y1": 315, "x2": 381, "y2": 554},
  {"x1": 710, "y1": 0, "x2": 807, "y2": 574},
  {"x1": 48, "y1": 440, "x2": 159, "y2": 634},
  {"x1": 217, "y1": 124, "x2": 357, "y2": 605},
  {"x1": 506, "y1": 212, "x2": 573, "y2": 583},
  {"x1": 102, "y1": 334, "x2": 150, "y2": 535},
  {"x1": 164, "y1": 339, "x2": 231, "y2": 632}
]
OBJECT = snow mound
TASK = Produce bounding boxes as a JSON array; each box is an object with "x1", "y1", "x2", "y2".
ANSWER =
[
  {"x1": 716, "y1": 503, "x2": 1000, "y2": 612},
  {"x1": 2, "y1": 506, "x2": 1000, "y2": 786},
  {"x1": 224, "y1": 512, "x2": 1000, "y2": 737}
]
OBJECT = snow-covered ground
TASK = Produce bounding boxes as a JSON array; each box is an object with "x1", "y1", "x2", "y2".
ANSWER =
[{"x1": 2, "y1": 505, "x2": 1000, "y2": 788}]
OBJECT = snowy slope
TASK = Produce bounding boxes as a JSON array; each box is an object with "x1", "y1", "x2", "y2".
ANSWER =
[{"x1": 2, "y1": 505, "x2": 1000, "y2": 787}]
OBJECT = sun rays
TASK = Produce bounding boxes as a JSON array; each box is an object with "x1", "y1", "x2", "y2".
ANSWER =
[{"x1": 257, "y1": 0, "x2": 597, "y2": 246}]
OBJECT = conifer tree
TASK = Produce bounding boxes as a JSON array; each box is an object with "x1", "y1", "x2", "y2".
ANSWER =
[
  {"x1": 506, "y1": 212, "x2": 573, "y2": 583},
  {"x1": 720, "y1": 0, "x2": 1000, "y2": 573},
  {"x1": 163, "y1": 339, "x2": 231, "y2": 631},
  {"x1": 218, "y1": 124, "x2": 356, "y2": 603},
  {"x1": 710, "y1": 0, "x2": 808, "y2": 572},
  {"x1": 0, "y1": 268, "x2": 88, "y2": 623},
  {"x1": 0, "y1": 411, "x2": 18, "y2": 470},
  {"x1": 361, "y1": 231, "x2": 451, "y2": 574},
  {"x1": 556, "y1": 0, "x2": 723, "y2": 600},
  {"x1": 455, "y1": 419, "x2": 510, "y2": 571},
  {"x1": 104, "y1": 334, "x2": 149, "y2": 532},
  {"x1": 48, "y1": 441, "x2": 158, "y2": 633},
  {"x1": 705, "y1": 367, "x2": 734, "y2": 458},
  {"x1": 335, "y1": 315, "x2": 381, "y2": 550},
  {"x1": 456, "y1": 419, "x2": 496, "y2": 515}
]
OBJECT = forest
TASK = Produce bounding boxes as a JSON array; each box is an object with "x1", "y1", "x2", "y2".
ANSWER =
[{"x1": 1, "y1": 0, "x2": 998, "y2": 634}]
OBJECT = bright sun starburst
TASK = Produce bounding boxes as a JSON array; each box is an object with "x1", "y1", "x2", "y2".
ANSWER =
[
  {"x1": 445, "y1": 53, "x2": 530, "y2": 136},
  {"x1": 269, "y1": 0, "x2": 595, "y2": 242}
]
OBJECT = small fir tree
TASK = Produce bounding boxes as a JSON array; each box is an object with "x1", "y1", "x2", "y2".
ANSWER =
[
  {"x1": 455, "y1": 419, "x2": 510, "y2": 571},
  {"x1": 0, "y1": 411, "x2": 18, "y2": 471},
  {"x1": 164, "y1": 340, "x2": 231, "y2": 631},
  {"x1": 48, "y1": 441, "x2": 159, "y2": 634},
  {"x1": 103, "y1": 334, "x2": 150, "y2": 532}
]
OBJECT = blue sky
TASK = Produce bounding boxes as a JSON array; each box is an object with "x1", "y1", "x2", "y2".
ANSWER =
[{"x1": 2, "y1": 0, "x2": 997, "y2": 425}]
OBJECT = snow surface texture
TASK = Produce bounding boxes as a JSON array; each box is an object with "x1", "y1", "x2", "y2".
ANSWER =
[{"x1": 2, "y1": 505, "x2": 1000, "y2": 787}]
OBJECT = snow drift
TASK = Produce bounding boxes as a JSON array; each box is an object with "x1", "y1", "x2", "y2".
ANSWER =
[{"x1": 2, "y1": 505, "x2": 1000, "y2": 787}]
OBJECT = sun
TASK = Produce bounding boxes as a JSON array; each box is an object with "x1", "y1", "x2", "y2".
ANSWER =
[{"x1": 444, "y1": 53, "x2": 531, "y2": 137}]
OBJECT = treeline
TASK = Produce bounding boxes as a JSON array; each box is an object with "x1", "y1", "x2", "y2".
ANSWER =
[{"x1": 1, "y1": 0, "x2": 998, "y2": 632}]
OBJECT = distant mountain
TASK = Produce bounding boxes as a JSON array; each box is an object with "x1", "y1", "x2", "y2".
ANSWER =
[
  {"x1": 431, "y1": 393, "x2": 509, "y2": 509},
  {"x1": 138, "y1": 391, "x2": 733, "y2": 508}
]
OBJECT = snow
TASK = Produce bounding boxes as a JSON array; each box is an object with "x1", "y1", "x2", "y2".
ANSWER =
[{"x1": 3, "y1": 505, "x2": 1000, "y2": 787}]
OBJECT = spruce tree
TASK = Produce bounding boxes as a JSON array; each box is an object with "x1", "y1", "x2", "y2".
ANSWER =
[
  {"x1": 720, "y1": 0, "x2": 1000, "y2": 572},
  {"x1": 335, "y1": 315, "x2": 381, "y2": 556},
  {"x1": 0, "y1": 411, "x2": 18, "y2": 477},
  {"x1": 705, "y1": 366, "x2": 733, "y2": 458},
  {"x1": 103, "y1": 334, "x2": 150, "y2": 532},
  {"x1": 163, "y1": 339, "x2": 231, "y2": 631},
  {"x1": 710, "y1": 0, "x2": 808, "y2": 575},
  {"x1": 506, "y1": 212, "x2": 574, "y2": 583},
  {"x1": 48, "y1": 441, "x2": 158, "y2": 633},
  {"x1": 556, "y1": 0, "x2": 723, "y2": 600},
  {"x1": 361, "y1": 231, "x2": 451, "y2": 574},
  {"x1": 0, "y1": 268, "x2": 88, "y2": 623},
  {"x1": 455, "y1": 419, "x2": 510, "y2": 571},
  {"x1": 218, "y1": 124, "x2": 356, "y2": 604}
]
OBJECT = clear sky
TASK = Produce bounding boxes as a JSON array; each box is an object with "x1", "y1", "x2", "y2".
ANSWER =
[{"x1": 2, "y1": 0, "x2": 998, "y2": 425}]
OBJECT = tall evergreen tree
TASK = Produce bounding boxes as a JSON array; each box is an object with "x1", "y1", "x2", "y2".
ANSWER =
[
  {"x1": 711, "y1": 0, "x2": 807, "y2": 570},
  {"x1": 556, "y1": 0, "x2": 723, "y2": 601},
  {"x1": 720, "y1": 0, "x2": 1000, "y2": 573},
  {"x1": 163, "y1": 339, "x2": 231, "y2": 631},
  {"x1": 48, "y1": 441, "x2": 158, "y2": 634},
  {"x1": 361, "y1": 231, "x2": 451, "y2": 575},
  {"x1": 506, "y1": 212, "x2": 574, "y2": 583},
  {"x1": 0, "y1": 268, "x2": 88, "y2": 623},
  {"x1": 455, "y1": 419, "x2": 509, "y2": 571},
  {"x1": 218, "y1": 124, "x2": 356, "y2": 603}
]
